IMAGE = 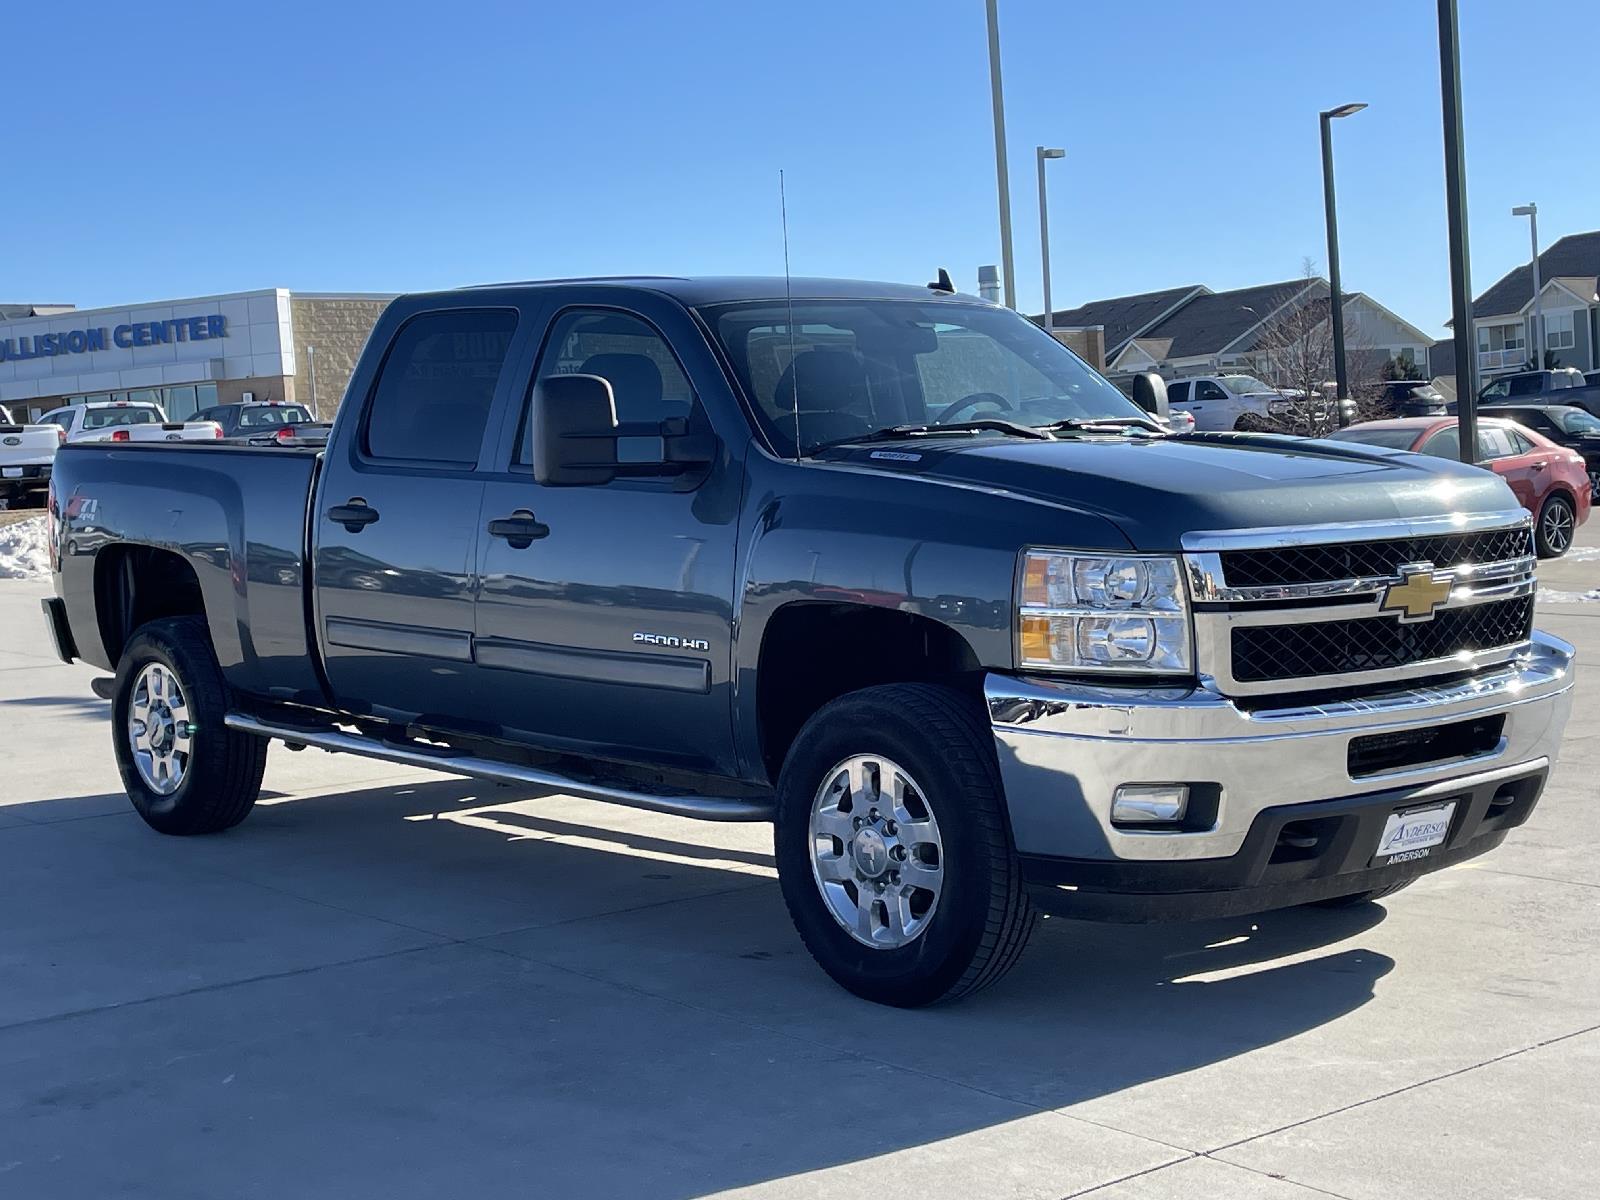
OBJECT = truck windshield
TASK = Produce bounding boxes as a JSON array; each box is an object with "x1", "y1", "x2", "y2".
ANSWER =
[
  {"x1": 703, "y1": 299, "x2": 1145, "y2": 457},
  {"x1": 1556, "y1": 409, "x2": 1600, "y2": 434},
  {"x1": 82, "y1": 406, "x2": 161, "y2": 429}
]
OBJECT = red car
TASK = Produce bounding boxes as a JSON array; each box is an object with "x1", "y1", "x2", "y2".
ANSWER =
[{"x1": 1331, "y1": 416, "x2": 1590, "y2": 557}]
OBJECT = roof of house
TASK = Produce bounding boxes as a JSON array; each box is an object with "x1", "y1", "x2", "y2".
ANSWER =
[
  {"x1": 1473, "y1": 230, "x2": 1600, "y2": 318},
  {"x1": 1142, "y1": 278, "x2": 1321, "y2": 359},
  {"x1": 1035, "y1": 285, "x2": 1204, "y2": 356}
]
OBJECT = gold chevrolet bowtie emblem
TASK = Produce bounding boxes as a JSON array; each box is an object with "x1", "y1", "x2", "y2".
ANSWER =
[{"x1": 1379, "y1": 563, "x2": 1454, "y2": 623}]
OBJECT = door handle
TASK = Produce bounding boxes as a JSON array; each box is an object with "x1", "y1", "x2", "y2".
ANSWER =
[
  {"x1": 327, "y1": 498, "x2": 380, "y2": 532},
  {"x1": 486, "y1": 508, "x2": 550, "y2": 549},
  {"x1": 1532, "y1": 461, "x2": 1548, "y2": 471}
]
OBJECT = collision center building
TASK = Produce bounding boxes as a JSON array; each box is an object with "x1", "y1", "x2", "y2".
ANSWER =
[{"x1": 0, "y1": 289, "x2": 391, "y2": 423}]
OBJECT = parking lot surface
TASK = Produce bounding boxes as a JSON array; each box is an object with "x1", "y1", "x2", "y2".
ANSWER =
[{"x1": 1, "y1": 527, "x2": 1596, "y2": 1199}]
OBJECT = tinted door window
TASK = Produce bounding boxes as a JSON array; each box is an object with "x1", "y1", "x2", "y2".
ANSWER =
[
  {"x1": 1167, "y1": 381, "x2": 1191, "y2": 404},
  {"x1": 1507, "y1": 375, "x2": 1543, "y2": 397},
  {"x1": 364, "y1": 309, "x2": 517, "y2": 464},
  {"x1": 1194, "y1": 381, "x2": 1227, "y2": 402},
  {"x1": 516, "y1": 309, "x2": 696, "y2": 465}
]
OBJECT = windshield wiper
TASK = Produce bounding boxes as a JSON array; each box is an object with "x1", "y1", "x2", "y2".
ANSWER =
[
  {"x1": 1042, "y1": 416, "x2": 1165, "y2": 436},
  {"x1": 811, "y1": 418, "x2": 1052, "y2": 453}
]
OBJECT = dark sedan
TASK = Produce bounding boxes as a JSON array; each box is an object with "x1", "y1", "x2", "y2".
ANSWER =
[
  {"x1": 1481, "y1": 403, "x2": 1600, "y2": 501},
  {"x1": 193, "y1": 401, "x2": 317, "y2": 443}
]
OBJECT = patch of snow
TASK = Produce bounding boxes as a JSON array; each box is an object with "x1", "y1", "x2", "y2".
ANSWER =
[
  {"x1": 0, "y1": 516, "x2": 48, "y2": 580},
  {"x1": 1561, "y1": 545, "x2": 1600, "y2": 563},
  {"x1": 1541, "y1": 587, "x2": 1600, "y2": 604}
]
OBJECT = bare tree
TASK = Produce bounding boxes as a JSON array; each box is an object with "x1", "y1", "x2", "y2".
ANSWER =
[{"x1": 1241, "y1": 261, "x2": 1384, "y2": 435}]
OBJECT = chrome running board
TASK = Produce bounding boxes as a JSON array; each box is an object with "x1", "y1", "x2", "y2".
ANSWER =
[{"x1": 223, "y1": 713, "x2": 774, "y2": 822}]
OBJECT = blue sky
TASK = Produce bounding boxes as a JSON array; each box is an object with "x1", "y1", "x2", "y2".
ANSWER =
[{"x1": 8, "y1": 1, "x2": 1595, "y2": 337}]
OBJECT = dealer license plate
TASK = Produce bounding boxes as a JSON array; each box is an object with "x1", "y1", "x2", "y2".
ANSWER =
[
  {"x1": 2, "y1": 468, "x2": 22, "y2": 478},
  {"x1": 1373, "y1": 801, "x2": 1457, "y2": 865}
]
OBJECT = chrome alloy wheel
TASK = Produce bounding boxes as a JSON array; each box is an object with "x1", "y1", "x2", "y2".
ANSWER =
[
  {"x1": 809, "y1": 755, "x2": 945, "y2": 949},
  {"x1": 1543, "y1": 498, "x2": 1575, "y2": 555},
  {"x1": 127, "y1": 662, "x2": 193, "y2": 795}
]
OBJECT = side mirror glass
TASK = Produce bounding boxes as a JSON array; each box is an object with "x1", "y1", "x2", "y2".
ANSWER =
[{"x1": 1130, "y1": 371, "x2": 1170, "y2": 420}]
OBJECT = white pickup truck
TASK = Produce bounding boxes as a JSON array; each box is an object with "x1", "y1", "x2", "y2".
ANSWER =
[
  {"x1": 0, "y1": 403, "x2": 64, "y2": 508},
  {"x1": 1164, "y1": 374, "x2": 1285, "y2": 431},
  {"x1": 37, "y1": 401, "x2": 223, "y2": 445}
]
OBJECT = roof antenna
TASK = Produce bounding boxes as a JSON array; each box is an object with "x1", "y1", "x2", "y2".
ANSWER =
[
  {"x1": 780, "y1": 169, "x2": 801, "y2": 461},
  {"x1": 928, "y1": 267, "x2": 956, "y2": 293}
]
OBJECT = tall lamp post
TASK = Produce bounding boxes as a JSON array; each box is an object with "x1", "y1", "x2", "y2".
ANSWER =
[
  {"x1": 985, "y1": 0, "x2": 1016, "y2": 309},
  {"x1": 1036, "y1": 147, "x2": 1065, "y2": 331},
  {"x1": 1320, "y1": 102, "x2": 1366, "y2": 416},
  {"x1": 1437, "y1": 0, "x2": 1477, "y2": 463},
  {"x1": 1513, "y1": 203, "x2": 1543, "y2": 367}
]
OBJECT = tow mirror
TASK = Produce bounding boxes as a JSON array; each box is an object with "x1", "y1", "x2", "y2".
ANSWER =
[
  {"x1": 1130, "y1": 371, "x2": 1170, "y2": 420},
  {"x1": 531, "y1": 374, "x2": 716, "y2": 487}
]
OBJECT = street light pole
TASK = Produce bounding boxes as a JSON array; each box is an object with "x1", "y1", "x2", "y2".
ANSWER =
[
  {"x1": 1513, "y1": 203, "x2": 1542, "y2": 367},
  {"x1": 985, "y1": 0, "x2": 1016, "y2": 309},
  {"x1": 1036, "y1": 147, "x2": 1065, "y2": 331},
  {"x1": 1320, "y1": 103, "x2": 1366, "y2": 414},
  {"x1": 1438, "y1": 0, "x2": 1478, "y2": 464}
]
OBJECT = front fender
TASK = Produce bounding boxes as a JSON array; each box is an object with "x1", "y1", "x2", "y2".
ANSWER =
[{"x1": 729, "y1": 450, "x2": 1132, "y2": 779}]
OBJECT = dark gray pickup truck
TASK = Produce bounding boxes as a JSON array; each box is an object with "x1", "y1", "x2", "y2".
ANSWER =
[{"x1": 41, "y1": 277, "x2": 1576, "y2": 1005}]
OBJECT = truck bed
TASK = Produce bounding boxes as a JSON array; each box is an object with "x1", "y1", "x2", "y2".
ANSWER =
[{"x1": 51, "y1": 442, "x2": 326, "y2": 701}]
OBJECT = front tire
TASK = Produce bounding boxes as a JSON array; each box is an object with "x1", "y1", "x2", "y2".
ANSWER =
[
  {"x1": 1535, "y1": 492, "x2": 1576, "y2": 558},
  {"x1": 774, "y1": 684, "x2": 1034, "y2": 1007},
  {"x1": 112, "y1": 616, "x2": 267, "y2": 835}
]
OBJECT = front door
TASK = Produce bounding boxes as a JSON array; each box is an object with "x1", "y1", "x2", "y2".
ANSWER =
[
  {"x1": 473, "y1": 302, "x2": 739, "y2": 773},
  {"x1": 314, "y1": 306, "x2": 522, "y2": 725}
]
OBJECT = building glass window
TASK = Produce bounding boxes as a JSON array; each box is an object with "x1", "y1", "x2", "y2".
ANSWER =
[
  {"x1": 1545, "y1": 311, "x2": 1575, "y2": 351},
  {"x1": 164, "y1": 385, "x2": 199, "y2": 420}
]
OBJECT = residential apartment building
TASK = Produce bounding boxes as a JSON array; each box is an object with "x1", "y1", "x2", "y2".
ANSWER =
[
  {"x1": 1468, "y1": 230, "x2": 1600, "y2": 380},
  {"x1": 1039, "y1": 278, "x2": 1432, "y2": 385}
]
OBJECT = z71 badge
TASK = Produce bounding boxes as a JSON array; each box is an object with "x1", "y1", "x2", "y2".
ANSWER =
[{"x1": 632, "y1": 632, "x2": 711, "y2": 652}]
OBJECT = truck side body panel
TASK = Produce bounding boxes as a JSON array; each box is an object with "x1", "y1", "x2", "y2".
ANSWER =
[{"x1": 51, "y1": 443, "x2": 324, "y2": 701}]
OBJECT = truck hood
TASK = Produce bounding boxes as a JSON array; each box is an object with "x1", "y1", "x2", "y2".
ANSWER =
[{"x1": 825, "y1": 432, "x2": 1516, "y2": 549}]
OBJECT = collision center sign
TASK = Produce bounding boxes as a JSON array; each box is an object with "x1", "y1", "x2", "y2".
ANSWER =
[{"x1": 0, "y1": 314, "x2": 227, "y2": 363}]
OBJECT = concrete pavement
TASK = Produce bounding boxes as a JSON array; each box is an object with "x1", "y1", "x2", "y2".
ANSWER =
[{"x1": 0, "y1": 531, "x2": 1596, "y2": 1198}]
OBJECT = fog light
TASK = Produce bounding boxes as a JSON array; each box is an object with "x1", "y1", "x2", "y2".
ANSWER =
[{"x1": 1112, "y1": 784, "x2": 1189, "y2": 826}]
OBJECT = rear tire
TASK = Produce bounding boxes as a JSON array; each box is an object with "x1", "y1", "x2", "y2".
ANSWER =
[
  {"x1": 774, "y1": 683, "x2": 1035, "y2": 1007},
  {"x1": 1312, "y1": 880, "x2": 1412, "y2": 908},
  {"x1": 1535, "y1": 493, "x2": 1576, "y2": 558},
  {"x1": 112, "y1": 616, "x2": 267, "y2": 835}
]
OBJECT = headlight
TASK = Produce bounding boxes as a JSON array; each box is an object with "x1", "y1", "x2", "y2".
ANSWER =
[{"x1": 1017, "y1": 550, "x2": 1192, "y2": 673}]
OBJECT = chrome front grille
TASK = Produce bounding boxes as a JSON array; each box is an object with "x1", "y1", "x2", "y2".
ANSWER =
[
  {"x1": 1218, "y1": 525, "x2": 1533, "y2": 589},
  {"x1": 1183, "y1": 511, "x2": 1538, "y2": 696}
]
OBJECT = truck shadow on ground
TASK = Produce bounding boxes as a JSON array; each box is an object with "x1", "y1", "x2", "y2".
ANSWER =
[{"x1": 7, "y1": 775, "x2": 1396, "y2": 1197}]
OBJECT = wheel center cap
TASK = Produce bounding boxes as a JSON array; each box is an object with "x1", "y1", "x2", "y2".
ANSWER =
[{"x1": 852, "y1": 828, "x2": 890, "y2": 878}]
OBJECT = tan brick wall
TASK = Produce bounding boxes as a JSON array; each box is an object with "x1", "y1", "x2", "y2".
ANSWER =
[{"x1": 289, "y1": 297, "x2": 391, "y2": 420}]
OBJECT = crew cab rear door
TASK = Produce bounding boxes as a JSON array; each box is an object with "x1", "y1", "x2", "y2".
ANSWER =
[
  {"x1": 313, "y1": 303, "x2": 526, "y2": 725},
  {"x1": 472, "y1": 293, "x2": 739, "y2": 774}
]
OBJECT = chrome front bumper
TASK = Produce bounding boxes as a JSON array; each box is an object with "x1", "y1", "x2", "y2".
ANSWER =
[{"x1": 986, "y1": 630, "x2": 1576, "y2": 862}]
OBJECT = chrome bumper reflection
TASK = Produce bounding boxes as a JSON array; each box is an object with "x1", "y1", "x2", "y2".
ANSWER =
[{"x1": 986, "y1": 630, "x2": 1576, "y2": 862}]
